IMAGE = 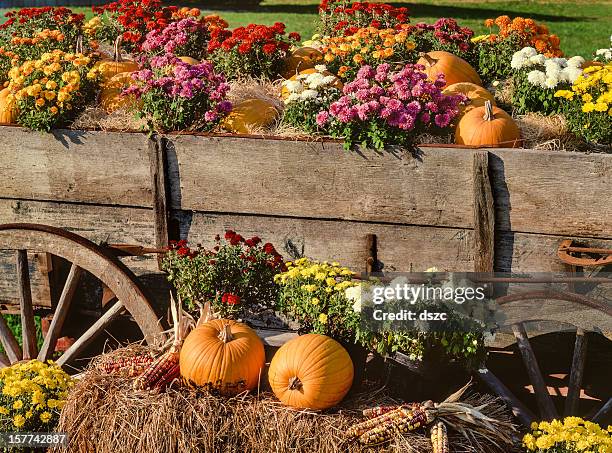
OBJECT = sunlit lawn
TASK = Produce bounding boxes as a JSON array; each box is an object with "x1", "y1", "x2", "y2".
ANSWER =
[{"x1": 1, "y1": 0, "x2": 610, "y2": 57}]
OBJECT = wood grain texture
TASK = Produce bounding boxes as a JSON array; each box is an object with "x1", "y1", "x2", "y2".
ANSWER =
[
  {"x1": 167, "y1": 136, "x2": 475, "y2": 228},
  {"x1": 148, "y1": 135, "x2": 170, "y2": 269},
  {"x1": 489, "y1": 149, "x2": 611, "y2": 238},
  {"x1": 0, "y1": 126, "x2": 151, "y2": 207},
  {"x1": 472, "y1": 151, "x2": 495, "y2": 272},
  {"x1": 565, "y1": 329, "x2": 588, "y2": 416},
  {"x1": 16, "y1": 249, "x2": 37, "y2": 359}
]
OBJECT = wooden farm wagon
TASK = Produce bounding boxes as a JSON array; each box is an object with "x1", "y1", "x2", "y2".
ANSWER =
[{"x1": 0, "y1": 125, "x2": 610, "y2": 426}]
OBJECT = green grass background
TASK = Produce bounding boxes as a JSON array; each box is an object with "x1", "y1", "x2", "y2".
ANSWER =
[{"x1": 1, "y1": 0, "x2": 610, "y2": 57}]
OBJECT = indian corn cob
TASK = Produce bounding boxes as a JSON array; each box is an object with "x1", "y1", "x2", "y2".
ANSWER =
[
  {"x1": 362, "y1": 404, "x2": 416, "y2": 418},
  {"x1": 430, "y1": 421, "x2": 449, "y2": 453},
  {"x1": 133, "y1": 292, "x2": 186, "y2": 391},
  {"x1": 346, "y1": 406, "x2": 416, "y2": 438},
  {"x1": 98, "y1": 354, "x2": 155, "y2": 377},
  {"x1": 358, "y1": 407, "x2": 432, "y2": 446}
]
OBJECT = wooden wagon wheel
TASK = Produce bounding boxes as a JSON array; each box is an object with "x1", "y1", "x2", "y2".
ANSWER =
[
  {"x1": 0, "y1": 223, "x2": 165, "y2": 371},
  {"x1": 477, "y1": 289, "x2": 612, "y2": 427}
]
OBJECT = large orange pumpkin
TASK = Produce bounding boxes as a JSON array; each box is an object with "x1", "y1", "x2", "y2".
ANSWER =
[
  {"x1": 455, "y1": 100, "x2": 521, "y2": 148},
  {"x1": 94, "y1": 36, "x2": 138, "y2": 82},
  {"x1": 418, "y1": 51, "x2": 482, "y2": 88},
  {"x1": 280, "y1": 68, "x2": 343, "y2": 100},
  {"x1": 179, "y1": 319, "x2": 265, "y2": 396},
  {"x1": 100, "y1": 72, "x2": 139, "y2": 113},
  {"x1": 268, "y1": 334, "x2": 354, "y2": 410},
  {"x1": 221, "y1": 98, "x2": 279, "y2": 134},
  {"x1": 443, "y1": 82, "x2": 495, "y2": 121},
  {"x1": 0, "y1": 88, "x2": 17, "y2": 124},
  {"x1": 282, "y1": 47, "x2": 323, "y2": 79},
  {"x1": 178, "y1": 56, "x2": 200, "y2": 65}
]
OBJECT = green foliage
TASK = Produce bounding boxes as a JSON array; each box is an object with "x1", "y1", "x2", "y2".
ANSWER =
[
  {"x1": 475, "y1": 35, "x2": 523, "y2": 85},
  {"x1": 563, "y1": 104, "x2": 612, "y2": 146},
  {"x1": 511, "y1": 73, "x2": 564, "y2": 115},
  {"x1": 0, "y1": 315, "x2": 44, "y2": 356}
]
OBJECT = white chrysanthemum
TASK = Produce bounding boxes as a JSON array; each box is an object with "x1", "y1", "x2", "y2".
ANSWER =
[
  {"x1": 300, "y1": 89, "x2": 318, "y2": 100},
  {"x1": 566, "y1": 56, "x2": 585, "y2": 68},
  {"x1": 563, "y1": 66, "x2": 583, "y2": 83},
  {"x1": 522, "y1": 47, "x2": 537, "y2": 57},
  {"x1": 544, "y1": 60, "x2": 562, "y2": 80},
  {"x1": 529, "y1": 54, "x2": 546, "y2": 65},
  {"x1": 286, "y1": 93, "x2": 302, "y2": 104},
  {"x1": 511, "y1": 52, "x2": 527, "y2": 69},
  {"x1": 527, "y1": 70, "x2": 546, "y2": 87},
  {"x1": 314, "y1": 64, "x2": 327, "y2": 72},
  {"x1": 595, "y1": 48, "x2": 612, "y2": 61},
  {"x1": 306, "y1": 72, "x2": 325, "y2": 89},
  {"x1": 544, "y1": 76, "x2": 558, "y2": 89},
  {"x1": 283, "y1": 80, "x2": 303, "y2": 94}
]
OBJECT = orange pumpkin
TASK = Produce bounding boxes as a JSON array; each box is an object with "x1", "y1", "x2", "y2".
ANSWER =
[
  {"x1": 179, "y1": 319, "x2": 265, "y2": 396},
  {"x1": 178, "y1": 56, "x2": 200, "y2": 65},
  {"x1": 221, "y1": 98, "x2": 279, "y2": 134},
  {"x1": 418, "y1": 51, "x2": 482, "y2": 88},
  {"x1": 443, "y1": 82, "x2": 495, "y2": 121},
  {"x1": 94, "y1": 36, "x2": 138, "y2": 82},
  {"x1": 100, "y1": 72, "x2": 139, "y2": 113},
  {"x1": 282, "y1": 47, "x2": 323, "y2": 79},
  {"x1": 268, "y1": 334, "x2": 354, "y2": 410},
  {"x1": 280, "y1": 68, "x2": 344, "y2": 100},
  {"x1": 0, "y1": 88, "x2": 17, "y2": 124},
  {"x1": 455, "y1": 100, "x2": 521, "y2": 148}
]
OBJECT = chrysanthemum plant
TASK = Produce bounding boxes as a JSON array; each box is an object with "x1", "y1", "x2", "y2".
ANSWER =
[
  {"x1": 0, "y1": 360, "x2": 73, "y2": 432},
  {"x1": 7, "y1": 50, "x2": 101, "y2": 132},
  {"x1": 523, "y1": 417, "x2": 612, "y2": 452},
  {"x1": 316, "y1": 63, "x2": 466, "y2": 150},
  {"x1": 511, "y1": 47, "x2": 585, "y2": 115},
  {"x1": 161, "y1": 231, "x2": 285, "y2": 318}
]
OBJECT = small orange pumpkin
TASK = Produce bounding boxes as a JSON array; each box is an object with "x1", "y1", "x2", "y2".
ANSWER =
[
  {"x1": 221, "y1": 98, "x2": 279, "y2": 134},
  {"x1": 443, "y1": 82, "x2": 496, "y2": 121},
  {"x1": 94, "y1": 36, "x2": 138, "y2": 82},
  {"x1": 418, "y1": 51, "x2": 482, "y2": 88},
  {"x1": 0, "y1": 88, "x2": 18, "y2": 124},
  {"x1": 178, "y1": 56, "x2": 200, "y2": 65},
  {"x1": 179, "y1": 319, "x2": 265, "y2": 396},
  {"x1": 99, "y1": 72, "x2": 139, "y2": 113},
  {"x1": 455, "y1": 100, "x2": 521, "y2": 148},
  {"x1": 282, "y1": 47, "x2": 323, "y2": 79},
  {"x1": 268, "y1": 334, "x2": 354, "y2": 410},
  {"x1": 280, "y1": 68, "x2": 344, "y2": 99}
]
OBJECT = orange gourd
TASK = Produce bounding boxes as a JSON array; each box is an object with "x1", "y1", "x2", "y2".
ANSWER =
[
  {"x1": 0, "y1": 88, "x2": 17, "y2": 124},
  {"x1": 94, "y1": 36, "x2": 138, "y2": 82},
  {"x1": 178, "y1": 56, "x2": 200, "y2": 65},
  {"x1": 268, "y1": 334, "x2": 354, "y2": 410},
  {"x1": 179, "y1": 319, "x2": 265, "y2": 396},
  {"x1": 221, "y1": 98, "x2": 279, "y2": 134},
  {"x1": 280, "y1": 68, "x2": 343, "y2": 99},
  {"x1": 418, "y1": 51, "x2": 482, "y2": 88},
  {"x1": 455, "y1": 100, "x2": 521, "y2": 148},
  {"x1": 99, "y1": 72, "x2": 139, "y2": 113},
  {"x1": 282, "y1": 47, "x2": 323, "y2": 79},
  {"x1": 442, "y1": 82, "x2": 495, "y2": 121}
]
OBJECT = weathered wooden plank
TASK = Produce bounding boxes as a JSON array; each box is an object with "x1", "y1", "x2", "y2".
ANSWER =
[
  {"x1": 173, "y1": 210, "x2": 475, "y2": 272},
  {"x1": 17, "y1": 249, "x2": 37, "y2": 359},
  {"x1": 0, "y1": 314, "x2": 22, "y2": 363},
  {"x1": 167, "y1": 136, "x2": 475, "y2": 229},
  {"x1": 473, "y1": 151, "x2": 495, "y2": 273},
  {"x1": 148, "y1": 135, "x2": 170, "y2": 269},
  {"x1": 0, "y1": 126, "x2": 151, "y2": 207},
  {"x1": 489, "y1": 149, "x2": 611, "y2": 239}
]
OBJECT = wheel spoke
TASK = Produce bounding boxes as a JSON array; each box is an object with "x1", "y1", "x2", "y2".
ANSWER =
[
  {"x1": 0, "y1": 350, "x2": 9, "y2": 368},
  {"x1": 592, "y1": 398, "x2": 612, "y2": 425},
  {"x1": 38, "y1": 264, "x2": 83, "y2": 362},
  {"x1": 56, "y1": 300, "x2": 125, "y2": 367},
  {"x1": 512, "y1": 322, "x2": 559, "y2": 420},
  {"x1": 564, "y1": 328, "x2": 588, "y2": 416},
  {"x1": 17, "y1": 249, "x2": 37, "y2": 359},
  {"x1": 476, "y1": 367, "x2": 536, "y2": 426},
  {"x1": 0, "y1": 314, "x2": 22, "y2": 363}
]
